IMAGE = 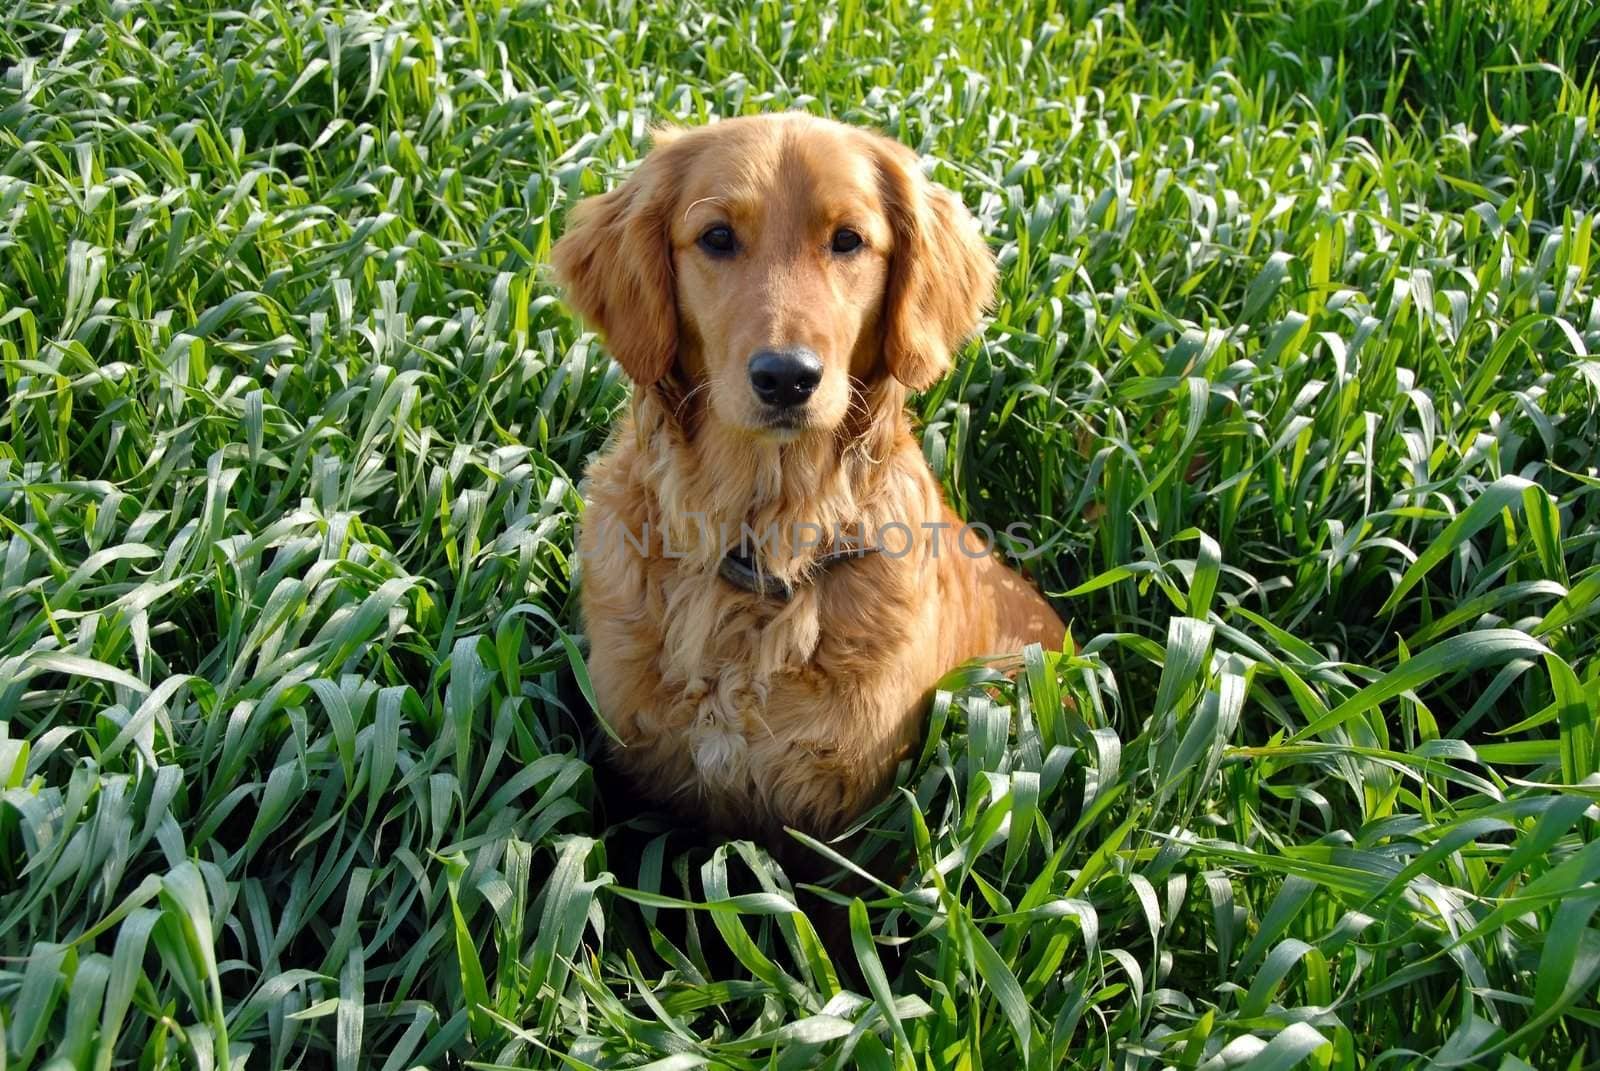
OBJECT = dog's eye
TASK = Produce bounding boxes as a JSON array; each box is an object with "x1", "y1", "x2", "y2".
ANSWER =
[
  {"x1": 830, "y1": 228, "x2": 864, "y2": 254},
  {"x1": 698, "y1": 225, "x2": 737, "y2": 256}
]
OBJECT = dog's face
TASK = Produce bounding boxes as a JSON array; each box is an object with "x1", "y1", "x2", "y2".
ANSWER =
[
  {"x1": 666, "y1": 120, "x2": 890, "y2": 438},
  {"x1": 552, "y1": 114, "x2": 996, "y2": 441}
]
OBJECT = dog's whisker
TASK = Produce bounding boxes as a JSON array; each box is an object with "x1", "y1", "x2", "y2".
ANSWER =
[
  {"x1": 674, "y1": 378, "x2": 712, "y2": 424},
  {"x1": 682, "y1": 195, "x2": 730, "y2": 223}
]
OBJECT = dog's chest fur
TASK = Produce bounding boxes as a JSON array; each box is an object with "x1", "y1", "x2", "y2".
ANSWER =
[{"x1": 577, "y1": 405, "x2": 946, "y2": 835}]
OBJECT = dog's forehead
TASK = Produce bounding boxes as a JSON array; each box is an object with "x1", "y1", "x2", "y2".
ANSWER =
[{"x1": 679, "y1": 120, "x2": 882, "y2": 215}]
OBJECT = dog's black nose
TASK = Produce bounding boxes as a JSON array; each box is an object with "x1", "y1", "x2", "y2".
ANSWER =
[{"x1": 748, "y1": 348, "x2": 823, "y2": 408}]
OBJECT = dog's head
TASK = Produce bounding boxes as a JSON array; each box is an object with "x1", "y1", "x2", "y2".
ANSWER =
[{"x1": 551, "y1": 114, "x2": 996, "y2": 440}]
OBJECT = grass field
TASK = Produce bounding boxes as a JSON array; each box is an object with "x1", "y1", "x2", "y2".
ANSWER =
[{"x1": 4, "y1": 0, "x2": 1600, "y2": 1066}]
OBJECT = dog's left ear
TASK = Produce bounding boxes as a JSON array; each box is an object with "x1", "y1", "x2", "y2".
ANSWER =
[
  {"x1": 551, "y1": 128, "x2": 690, "y2": 387},
  {"x1": 873, "y1": 137, "x2": 998, "y2": 391}
]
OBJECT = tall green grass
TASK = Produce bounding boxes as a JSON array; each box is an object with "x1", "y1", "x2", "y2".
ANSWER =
[{"x1": 2, "y1": 0, "x2": 1598, "y2": 1067}]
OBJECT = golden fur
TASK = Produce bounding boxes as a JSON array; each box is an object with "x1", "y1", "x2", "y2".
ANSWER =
[{"x1": 553, "y1": 114, "x2": 1066, "y2": 839}]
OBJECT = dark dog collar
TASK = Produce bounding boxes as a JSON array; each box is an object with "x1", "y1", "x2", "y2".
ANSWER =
[{"x1": 718, "y1": 544, "x2": 877, "y2": 602}]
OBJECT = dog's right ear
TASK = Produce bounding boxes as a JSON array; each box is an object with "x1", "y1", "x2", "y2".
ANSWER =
[{"x1": 551, "y1": 128, "x2": 688, "y2": 387}]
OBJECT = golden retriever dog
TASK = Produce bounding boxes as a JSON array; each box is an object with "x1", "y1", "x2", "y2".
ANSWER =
[{"x1": 553, "y1": 113, "x2": 1067, "y2": 841}]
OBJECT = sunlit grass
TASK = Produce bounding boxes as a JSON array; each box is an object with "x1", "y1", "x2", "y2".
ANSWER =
[{"x1": 2, "y1": 0, "x2": 1598, "y2": 1067}]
